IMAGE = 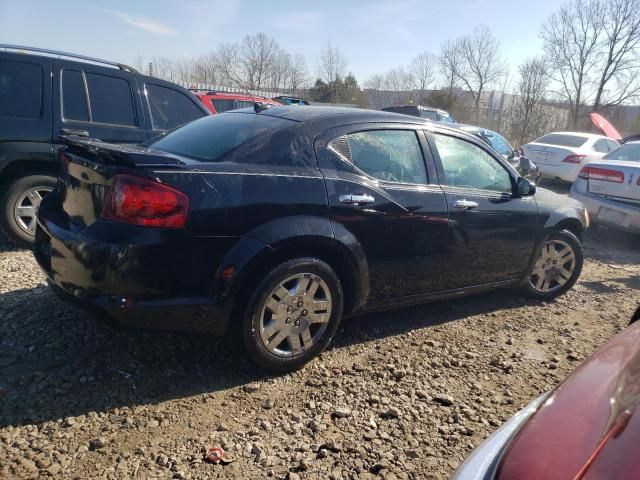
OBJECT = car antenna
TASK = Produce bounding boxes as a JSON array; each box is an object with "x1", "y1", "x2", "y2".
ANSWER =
[{"x1": 225, "y1": 74, "x2": 271, "y2": 113}]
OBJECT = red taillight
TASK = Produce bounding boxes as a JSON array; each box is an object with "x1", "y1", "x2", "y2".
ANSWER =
[
  {"x1": 562, "y1": 154, "x2": 586, "y2": 164},
  {"x1": 577, "y1": 166, "x2": 624, "y2": 183},
  {"x1": 101, "y1": 174, "x2": 189, "y2": 228}
]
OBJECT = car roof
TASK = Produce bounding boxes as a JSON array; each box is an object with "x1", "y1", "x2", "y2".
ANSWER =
[
  {"x1": 236, "y1": 105, "x2": 431, "y2": 123},
  {"x1": 542, "y1": 131, "x2": 605, "y2": 139}
]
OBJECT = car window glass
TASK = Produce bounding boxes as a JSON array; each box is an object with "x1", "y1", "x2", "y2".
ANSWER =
[
  {"x1": 488, "y1": 133, "x2": 512, "y2": 156},
  {"x1": 61, "y1": 69, "x2": 89, "y2": 122},
  {"x1": 212, "y1": 99, "x2": 235, "y2": 113},
  {"x1": 149, "y1": 112, "x2": 294, "y2": 162},
  {"x1": 594, "y1": 139, "x2": 609, "y2": 153},
  {"x1": 603, "y1": 143, "x2": 640, "y2": 161},
  {"x1": 85, "y1": 73, "x2": 136, "y2": 126},
  {"x1": 0, "y1": 60, "x2": 42, "y2": 118},
  {"x1": 433, "y1": 133, "x2": 513, "y2": 193},
  {"x1": 338, "y1": 130, "x2": 427, "y2": 184},
  {"x1": 606, "y1": 140, "x2": 619, "y2": 151},
  {"x1": 534, "y1": 133, "x2": 588, "y2": 148},
  {"x1": 421, "y1": 110, "x2": 438, "y2": 121},
  {"x1": 146, "y1": 84, "x2": 205, "y2": 130},
  {"x1": 235, "y1": 100, "x2": 255, "y2": 109}
]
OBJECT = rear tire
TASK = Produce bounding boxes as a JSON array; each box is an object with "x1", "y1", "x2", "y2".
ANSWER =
[
  {"x1": 241, "y1": 257, "x2": 343, "y2": 372},
  {"x1": 0, "y1": 173, "x2": 57, "y2": 248},
  {"x1": 522, "y1": 229, "x2": 583, "y2": 301}
]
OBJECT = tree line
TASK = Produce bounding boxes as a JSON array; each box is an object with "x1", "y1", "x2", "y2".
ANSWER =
[{"x1": 135, "y1": 0, "x2": 640, "y2": 143}]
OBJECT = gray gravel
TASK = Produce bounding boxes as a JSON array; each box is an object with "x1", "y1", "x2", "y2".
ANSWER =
[{"x1": 1, "y1": 197, "x2": 639, "y2": 479}]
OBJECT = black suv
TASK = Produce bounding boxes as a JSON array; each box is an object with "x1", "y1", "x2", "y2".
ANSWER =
[
  {"x1": 34, "y1": 106, "x2": 589, "y2": 371},
  {"x1": 0, "y1": 45, "x2": 209, "y2": 246}
]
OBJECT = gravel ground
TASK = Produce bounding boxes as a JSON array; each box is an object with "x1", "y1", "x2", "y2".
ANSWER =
[{"x1": 1, "y1": 185, "x2": 639, "y2": 480}]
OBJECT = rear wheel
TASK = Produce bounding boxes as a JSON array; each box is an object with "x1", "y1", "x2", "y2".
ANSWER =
[
  {"x1": 0, "y1": 174, "x2": 56, "y2": 248},
  {"x1": 241, "y1": 258, "x2": 343, "y2": 372},
  {"x1": 522, "y1": 229, "x2": 583, "y2": 300}
]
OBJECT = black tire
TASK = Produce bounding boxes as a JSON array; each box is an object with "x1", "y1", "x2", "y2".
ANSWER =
[
  {"x1": 0, "y1": 173, "x2": 57, "y2": 248},
  {"x1": 241, "y1": 257, "x2": 343, "y2": 372},
  {"x1": 522, "y1": 229, "x2": 583, "y2": 301}
]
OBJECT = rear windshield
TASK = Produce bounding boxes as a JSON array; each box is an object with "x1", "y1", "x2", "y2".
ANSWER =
[
  {"x1": 604, "y1": 143, "x2": 640, "y2": 161},
  {"x1": 149, "y1": 112, "x2": 294, "y2": 162},
  {"x1": 534, "y1": 133, "x2": 588, "y2": 148}
]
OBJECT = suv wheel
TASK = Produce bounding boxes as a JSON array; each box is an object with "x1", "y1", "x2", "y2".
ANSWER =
[
  {"x1": 241, "y1": 258, "x2": 343, "y2": 372},
  {"x1": 0, "y1": 174, "x2": 56, "y2": 247},
  {"x1": 522, "y1": 229, "x2": 583, "y2": 300}
]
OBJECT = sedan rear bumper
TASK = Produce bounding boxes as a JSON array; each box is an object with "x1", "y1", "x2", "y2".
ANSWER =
[
  {"x1": 537, "y1": 162, "x2": 582, "y2": 183},
  {"x1": 33, "y1": 192, "x2": 235, "y2": 335},
  {"x1": 570, "y1": 187, "x2": 640, "y2": 233}
]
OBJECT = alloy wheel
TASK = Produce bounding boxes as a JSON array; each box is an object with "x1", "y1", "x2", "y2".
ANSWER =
[
  {"x1": 13, "y1": 186, "x2": 53, "y2": 235},
  {"x1": 529, "y1": 239, "x2": 576, "y2": 293},
  {"x1": 259, "y1": 273, "x2": 332, "y2": 357}
]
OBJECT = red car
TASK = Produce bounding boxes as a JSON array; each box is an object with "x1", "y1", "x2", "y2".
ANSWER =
[
  {"x1": 192, "y1": 90, "x2": 280, "y2": 114},
  {"x1": 455, "y1": 308, "x2": 640, "y2": 480}
]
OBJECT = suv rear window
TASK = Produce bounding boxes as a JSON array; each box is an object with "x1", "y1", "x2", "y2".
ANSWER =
[
  {"x1": 534, "y1": 133, "x2": 588, "y2": 148},
  {"x1": 150, "y1": 112, "x2": 294, "y2": 162},
  {"x1": 147, "y1": 84, "x2": 205, "y2": 130},
  {"x1": 212, "y1": 99, "x2": 235, "y2": 113},
  {"x1": 0, "y1": 60, "x2": 42, "y2": 118}
]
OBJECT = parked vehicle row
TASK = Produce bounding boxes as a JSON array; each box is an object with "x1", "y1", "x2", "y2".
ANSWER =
[
  {"x1": 34, "y1": 105, "x2": 588, "y2": 371},
  {"x1": 0, "y1": 45, "x2": 209, "y2": 246}
]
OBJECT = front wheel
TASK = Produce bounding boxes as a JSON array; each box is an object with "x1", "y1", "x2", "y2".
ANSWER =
[
  {"x1": 522, "y1": 229, "x2": 583, "y2": 300},
  {"x1": 241, "y1": 258, "x2": 343, "y2": 372}
]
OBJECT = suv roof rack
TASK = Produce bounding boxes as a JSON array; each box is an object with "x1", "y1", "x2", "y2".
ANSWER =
[{"x1": 0, "y1": 44, "x2": 140, "y2": 74}]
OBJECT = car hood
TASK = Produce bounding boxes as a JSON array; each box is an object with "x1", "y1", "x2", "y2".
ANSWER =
[{"x1": 497, "y1": 320, "x2": 640, "y2": 480}]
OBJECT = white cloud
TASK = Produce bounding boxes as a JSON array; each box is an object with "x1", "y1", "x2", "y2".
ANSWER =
[{"x1": 106, "y1": 9, "x2": 177, "y2": 36}]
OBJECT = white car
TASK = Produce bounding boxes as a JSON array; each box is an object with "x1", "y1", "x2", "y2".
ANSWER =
[
  {"x1": 521, "y1": 132, "x2": 619, "y2": 183},
  {"x1": 570, "y1": 141, "x2": 640, "y2": 234}
]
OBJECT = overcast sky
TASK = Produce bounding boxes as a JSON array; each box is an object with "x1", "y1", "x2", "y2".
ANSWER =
[{"x1": 1, "y1": 0, "x2": 563, "y2": 85}]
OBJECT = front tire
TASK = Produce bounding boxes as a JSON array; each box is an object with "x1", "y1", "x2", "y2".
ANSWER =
[
  {"x1": 522, "y1": 229, "x2": 583, "y2": 300},
  {"x1": 0, "y1": 173, "x2": 56, "y2": 248},
  {"x1": 241, "y1": 257, "x2": 343, "y2": 372}
]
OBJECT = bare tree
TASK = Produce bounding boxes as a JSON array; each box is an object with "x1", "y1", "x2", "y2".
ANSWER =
[
  {"x1": 439, "y1": 39, "x2": 464, "y2": 93},
  {"x1": 513, "y1": 57, "x2": 549, "y2": 144},
  {"x1": 411, "y1": 52, "x2": 436, "y2": 103},
  {"x1": 241, "y1": 33, "x2": 281, "y2": 90},
  {"x1": 593, "y1": 0, "x2": 640, "y2": 111},
  {"x1": 287, "y1": 53, "x2": 308, "y2": 94},
  {"x1": 384, "y1": 67, "x2": 415, "y2": 104},
  {"x1": 316, "y1": 42, "x2": 347, "y2": 102},
  {"x1": 541, "y1": 0, "x2": 604, "y2": 128},
  {"x1": 364, "y1": 74, "x2": 386, "y2": 109},
  {"x1": 455, "y1": 25, "x2": 505, "y2": 123}
]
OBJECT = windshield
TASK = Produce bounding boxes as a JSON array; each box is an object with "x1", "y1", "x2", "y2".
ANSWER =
[
  {"x1": 487, "y1": 132, "x2": 513, "y2": 155},
  {"x1": 150, "y1": 113, "x2": 294, "y2": 162},
  {"x1": 534, "y1": 133, "x2": 589, "y2": 148},
  {"x1": 604, "y1": 143, "x2": 640, "y2": 161}
]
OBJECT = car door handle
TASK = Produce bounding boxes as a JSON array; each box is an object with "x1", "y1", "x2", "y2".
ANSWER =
[
  {"x1": 339, "y1": 194, "x2": 375, "y2": 205},
  {"x1": 60, "y1": 128, "x2": 90, "y2": 137},
  {"x1": 453, "y1": 199, "x2": 479, "y2": 210}
]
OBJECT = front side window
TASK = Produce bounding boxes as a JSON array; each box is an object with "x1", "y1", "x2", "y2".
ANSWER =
[
  {"x1": 594, "y1": 139, "x2": 609, "y2": 153},
  {"x1": 605, "y1": 139, "x2": 619, "y2": 151},
  {"x1": 330, "y1": 130, "x2": 427, "y2": 184},
  {"x1": 147, "y1": 84, "x2": 205, "y2": 130},
  {"x1": 0, "y1": 60, "x2": 42, "y2": 118},
  {"x1": 420, "y1": 110, "x2": 438, "y2": 121},
  {"x1": 433, "y1": 133, "x2": 513, "y2": 193}
]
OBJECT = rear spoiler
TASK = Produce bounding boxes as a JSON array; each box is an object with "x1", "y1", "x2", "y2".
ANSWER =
[{"x1": 61, "y1": 135, "x2": 186, "y2": 168}]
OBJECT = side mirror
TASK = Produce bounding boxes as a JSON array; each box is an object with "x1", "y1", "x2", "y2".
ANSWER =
[{"x1": 516, "y1": 176, "x2": 536, "y2": 196}]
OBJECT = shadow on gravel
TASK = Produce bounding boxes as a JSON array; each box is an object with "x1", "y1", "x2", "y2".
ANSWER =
[{"x1": 0, "y1": 283, "x2": 532, "y2": 429}]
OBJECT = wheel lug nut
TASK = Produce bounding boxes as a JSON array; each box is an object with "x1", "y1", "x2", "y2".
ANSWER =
[
  {"x1": 287, "y1": 306, "x2": 292, "y2": 312},
  {"x1": 286, "y1": 317, "x2": 291, "y2": 324},
  {"x1": 302, "y1": 309, "x2": 308, "y2": 316},
  {"x1": 297, "y1": 301, "x2": 303, "y2": 307},
  {"x1": 294, "y1": 319, "x2": 300, "y2": 326}
]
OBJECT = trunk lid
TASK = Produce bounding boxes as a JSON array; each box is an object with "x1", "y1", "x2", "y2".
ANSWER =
[
  {"x1": 58, "y1": 137, "x2": 187, "y2": 227},
  {"x1": 583, "y1": 159, "x2": 640, "y2": 204},
  {"x1": 522, "y1": 144, "x2": 577, "y2": 166}
]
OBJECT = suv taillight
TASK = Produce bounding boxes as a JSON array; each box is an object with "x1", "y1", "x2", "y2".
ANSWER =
[
  {"x1": 101, "y1": 174, "x2": 189, "y2": 228},
  {"x1": 562, "y1": 154, "x2": 586, "y2": 164},
  {"x1": 577, "y1": 166, "x2": 624, "y2": 183}
]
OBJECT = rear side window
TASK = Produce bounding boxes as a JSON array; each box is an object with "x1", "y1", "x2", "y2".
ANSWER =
[
  {"x1": 212, "y1": 99, "x2": 235, "y2": 113},
  {"x1": 146, "y1": 84, "x2": 205, "y2": 130},
  {"x1": 150, "y1": 112, "x2": 293, "y2": 162},
  {"x1": 85, "y1": 73, "x2": 136, "y2": 126},
  {"x1": 62, "y1": 70, "x2": 89, "y2": 121},
  {"x1": 594, "y1": 139, "x2": 610, "y2": 153},
  {"x1": 61, "y1": 70, "x2": 136, "y2": 126},
  {"x1": 330, "y1": 130, "x2": 428, "y2": 184},
  {"x1": 421, "y1": 110, "x2": 438, "y2": 121},
  {"x1": 534, "y1": 133, "x2": 588, "y2": 148},
  {"x1": 0, "y1": 60, "x2": 42, "y2": 118}
]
